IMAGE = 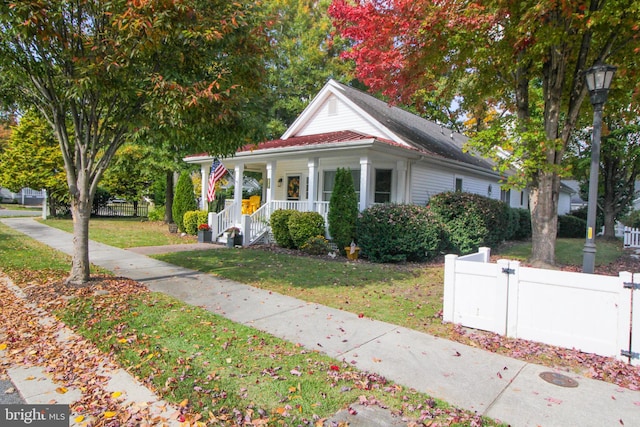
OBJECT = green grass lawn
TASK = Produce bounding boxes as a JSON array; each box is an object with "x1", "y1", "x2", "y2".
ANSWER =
[
  {"x1": 494, "y1": 237, "x2": 623, "y2": 266},
  {"x1": 0, "y1": 203, "x2": 41, "y2": 211},
  {"x1": 43, "y1": 217, "x2": 196, "y2": 248}
]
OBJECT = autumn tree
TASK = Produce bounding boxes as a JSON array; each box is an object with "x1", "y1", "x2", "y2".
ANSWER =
[
  {"x1": 0, "y1": 1, "x2": 270, "y2": 284},
  {"x1": 0, "y1": 110, "x2": 68, "y2": 214},
  {"x1": 330, "y1": 0, "x2": 640, "y2": 266}
]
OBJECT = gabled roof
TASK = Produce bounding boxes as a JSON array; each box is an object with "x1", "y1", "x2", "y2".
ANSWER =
[
  {"x1": 238, "y1": 130, "x2": 426, "y2": 154},
  {"x1": 327, "y1": 81, "x2": 495, "y2": 170}
]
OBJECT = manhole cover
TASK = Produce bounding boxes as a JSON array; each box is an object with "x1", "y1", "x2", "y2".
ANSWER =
[{"x1": 539, "y1": 371, "x2": 579, "y2": 388}]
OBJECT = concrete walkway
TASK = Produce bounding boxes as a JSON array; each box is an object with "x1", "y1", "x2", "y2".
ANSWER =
[{"x1": 2, "y1": 217, "x2": 640, "y2": 426}]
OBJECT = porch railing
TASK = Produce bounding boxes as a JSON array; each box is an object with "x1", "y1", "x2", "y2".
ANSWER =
[
  {"x1": 210, "y1": 200, "x2": 331, "y2": 246},
  {"x1": 209, "y1": 201, "x2": 237, "y2": 239}
]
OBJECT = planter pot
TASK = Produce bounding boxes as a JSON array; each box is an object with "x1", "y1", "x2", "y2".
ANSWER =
[
  {"x1": 198, "y1": 230, "x2": 212, "y2": 243},
  {"x1": 345, "y1": 246, "x2": 360, "y2": 260},
  {"x1": 226, "y1": 234, "x2": 243, "y2": 248},
  {"x1": 168, "y1": 223, "x2": 178, "y2": 233}
]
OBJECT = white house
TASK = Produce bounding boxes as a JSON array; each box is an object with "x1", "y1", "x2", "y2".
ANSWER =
[{"x1": 185, "y1": 80, "x2": 568, "y2": 245}]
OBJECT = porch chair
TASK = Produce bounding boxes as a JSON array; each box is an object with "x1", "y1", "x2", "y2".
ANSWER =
[{"x1": 248, "y1": 195, "x2": 261, "y2": 214}]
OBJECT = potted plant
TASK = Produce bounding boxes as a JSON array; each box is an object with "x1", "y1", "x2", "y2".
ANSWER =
[
  {"x1": 197, "y1": 223, "x2": 213, "y2": 243},
  {"x1": 226, "y1": 226, "x2": 242, "y2": 248}
]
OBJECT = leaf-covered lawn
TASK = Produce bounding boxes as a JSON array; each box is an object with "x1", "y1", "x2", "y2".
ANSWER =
[{"x1": 0, "y1": 272, "x2": 498, "y2": 426}]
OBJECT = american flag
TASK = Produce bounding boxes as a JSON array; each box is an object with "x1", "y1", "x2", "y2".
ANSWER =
[{"x1": 207, "y1": 158, "x2": 227, "y2": 202}]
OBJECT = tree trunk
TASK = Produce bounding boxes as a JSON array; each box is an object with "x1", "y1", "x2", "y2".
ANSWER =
[
  {"x1": 529, "y1": 171, "x2": 560, "y2": 267},
  {"x1": 67, "y1": 193, "x2": 92, "y2": 286},
  {"x1": 602, "y1": 197, "x2": 617, "y2": 239},
  {"x1": 165, "y1": 171, "x2": 174, "y2": 224}
]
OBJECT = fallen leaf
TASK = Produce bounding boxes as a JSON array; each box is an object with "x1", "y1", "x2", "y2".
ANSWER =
[
  {"x1": 179, "y1": 398, "x2": 189, "y2": 407},
  {"x1": 372, "y1": 357, "x2": 382, "y2": 363},
  {"x1": 4, "y1": 387, "x2": 15, "y2": 394},
  {"x1": 111, "y1": 391, "x2": 122, "y2": 398},
  {"x1": 0, "y1": 343, "x2": 7, "y2": 350},
  {"x1": 55, "y1": 387, "x2": 67, "y2": 394},
  {"x1": 25, "y1": 376, "x2": 35, "y2": 381},
  {"x1": 74, "y1": 415, "x2": 84, "y2": 423},
  {"x1": 104, "y1": 411, "x2": 116, "y2": 418}
]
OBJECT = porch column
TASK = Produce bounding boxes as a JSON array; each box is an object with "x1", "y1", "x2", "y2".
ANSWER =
[
  {"x1": 396, "y1": 160, "x2": 407, "y2": 203},
  {"x1": 266, "y1": 161, "x2": 276, "y2": 204},
  {"x1": 307, "y1": 157, "x2": 319, "y2": 211},
  {"x1": 234, "y1": 163, "x2": 244, "y2": 223},
  {"x1": 359, "y1": 156, "x2": 371, "y2": 211},
  {"x1": 201, "y1": 164, "x2": 209, "y2": 210}
]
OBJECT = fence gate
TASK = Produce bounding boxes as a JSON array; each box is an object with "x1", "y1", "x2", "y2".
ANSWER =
[
  {"x1": 622, "y1": 274, "x2": 640, "y2": 364},
  {"x1": 624, "y1": 226, "x2": 640, "y2": 248}
]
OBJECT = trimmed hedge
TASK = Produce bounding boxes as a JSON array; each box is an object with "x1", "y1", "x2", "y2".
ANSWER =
[
  {"x1": 512, "y1": 208, "x2": 532, "y2": 240},
  {"x1": 288, "y1": 211, "x2": 326, "y2": 249},
  {"x1": 328, "y1": 168, "x2": 359, "y2": 255},
  {"x1": 270, "y1": 209, "x2": 296, "y2": 248},
  {"x1": 172, "y1": 171, "x2": 197, "y2": 232},
  {"x1": 557, "y1": 214, "x2": 587, "y2": 238},
  {"x1": 184, "y1": 210, "x2": 209, "y2": 235},
  {"x1": 357, "y1": 204, "x2": 443, "y2": 263},
  {"x1": 429, "y1": 192, "x2": 511, "y2": 254}
]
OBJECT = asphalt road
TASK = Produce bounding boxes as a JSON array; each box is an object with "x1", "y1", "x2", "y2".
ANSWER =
[{"x1": 0, "y1": 377, "x2": 24, "y2": 404}]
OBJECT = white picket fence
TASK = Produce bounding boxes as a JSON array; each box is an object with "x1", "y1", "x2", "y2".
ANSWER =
[
  {"x1": 624, "y1": 226, "x2": 640, "y2": 248},
  {"x1": 443, "y1": 248, "x2": 639, "y2": 365}
]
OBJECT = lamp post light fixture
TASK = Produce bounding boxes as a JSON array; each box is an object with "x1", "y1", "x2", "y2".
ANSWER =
[{"x1": 582, "y1": 63, "x2": 616, "y2": 274}]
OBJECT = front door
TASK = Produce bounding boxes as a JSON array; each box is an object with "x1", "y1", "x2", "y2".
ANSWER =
[{"x1": 287, "y1": 175, "x2": 300, "y2": 201}]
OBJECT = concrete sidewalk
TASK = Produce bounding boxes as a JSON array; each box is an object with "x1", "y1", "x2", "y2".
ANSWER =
[{"x1": 2, "y1": 217, "x2": 640, "y2": 426}]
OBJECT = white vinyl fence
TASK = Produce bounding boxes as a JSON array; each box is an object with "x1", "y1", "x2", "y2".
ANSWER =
[
  {"x1": 443, "y1": 248, "x2": 639, "y2": 365},
  {"x1": 624, "y1": 226, "x2": 640, "y2": 248}
]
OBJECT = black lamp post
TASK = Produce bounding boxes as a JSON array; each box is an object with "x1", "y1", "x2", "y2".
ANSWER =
[{"x1": 582, "y1": 63, "x2": 616, "y2": 273}]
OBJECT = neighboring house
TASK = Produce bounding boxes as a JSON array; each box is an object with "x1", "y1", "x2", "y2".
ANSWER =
[
  {"x1": 185, "y1": 80, "x2": 566, "y2": 245},
  {"x1": 0, "y1": 187, "x2": 45, "y2": 206}
]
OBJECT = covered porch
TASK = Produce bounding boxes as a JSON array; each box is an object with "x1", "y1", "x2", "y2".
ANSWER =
[{"x1": 191, "y1": 143, "x2": 414, "y2": 246}]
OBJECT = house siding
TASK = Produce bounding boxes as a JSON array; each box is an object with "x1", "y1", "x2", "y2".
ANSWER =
[
  {"x1": 411, "y1": 164, "x2": 503, "y2": 206},
  {"x1": 297, "y1": 95, "x2": 382, "y2": 138}
]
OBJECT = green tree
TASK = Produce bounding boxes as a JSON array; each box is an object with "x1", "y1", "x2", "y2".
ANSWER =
[
  {"x1": 328, "y1": 168, "x2": 358, "y2": 255},
  {"x1": 0, "y1": 1, "x2": 270, "y2": 284},
  {"x1": 172, "y1": 171, "x2": 198, "y2": 233},
  {"x1": 0, "y1": 110, "x2": 67, "y2": 214},
  {"x1": 330, "y1": 0, "x2": 640, "y2": 266},
  {"x1": 569, "y1": 115, "x2": 640, "y2": 239},
  {"x1": 264, "y1": 0, "x2": 355, "y2": 137},
  {"x1": 101, "y1": 144, "x2": 156, "y2": 208}
]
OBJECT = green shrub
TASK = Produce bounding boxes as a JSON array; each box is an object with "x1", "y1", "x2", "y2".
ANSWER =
[
  {"x1": 288, "y1": 211, "x2": 326, "y2": 249},
  {"x1": 621, "y1": 209, "x2": 640, "y2": 228},
  {"x1": 172, "y1": 171, "x2": 197, "y2": 232},
  {"x1": 557, "y1": 214, "x2": 587, "y2": 238},
  {"x1": 270, "y1": 209, "x2": 296, "y2": 248},
  {"x1": 91, "y1": 187, "x2": 111, "y2": 215},
  {"x1": 328, "y1": 168, "x2": 359, "y2": 255},
  {"x1": 570, "y1": 205, "x2": 604, "y2": 230},
  {"x1": 512, "y1": 208, "x2": 532, "y2": 240},
  {"x1": 429, "y1": 192, "x2": 511, "y2": 253},
  {"x1": 444, "y1": 214, "x2": 488, "y2": 255},
  {"x1": 300, "y1": 235, "x2": 331, "y2": 256},
  {"x1": 184, "y1": 210, "x2": 209, "y2": 235},
  {"x1": 357, "y1": 204, "x2": 443, "y2": 263},
  {"x1": 148, "y1": 205, "x2": 165, "y2": 221}
]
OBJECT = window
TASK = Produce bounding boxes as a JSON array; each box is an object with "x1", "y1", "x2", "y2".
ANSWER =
[
  {"x1": 500, "y1": 188, "x2": 511, "y2": 204},
  {"x1": 520, "y1": 191, "x2": 525, "y2": 206},
  {"x1": 323, "y1": 170, "x2": 360, "y2": 201},
  {"x1": 374, "y1": 169, "x2": 392, "y2": 203},
  {"x1": 328, "y1": 97, "x2": 337, "y2": 116},
  {"x1": 455, "y1": 178, "x2": 463, "y2": 192}
]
